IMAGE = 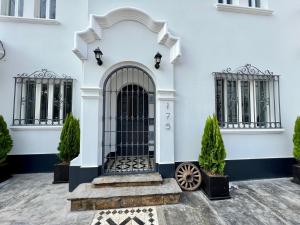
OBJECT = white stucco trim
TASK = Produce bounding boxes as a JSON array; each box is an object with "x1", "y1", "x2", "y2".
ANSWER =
[
  {"x1": 221, "y1": 128, "x2": 284, "y2": 134},
  {"x1": 10, "y1": 125, "x2": 62, "y2": 131},
  {"x1": 157, "y1": 89, "x2": 176, "y2": 101},
  {"x1": 215, "y1": 4, "x2": 274, "y2": 16},
  {"x1": 0, "y1": 16, "x2": 60, "y2": 24},
  {"x1": 72, "y1": 8, "x2": 181, "y2": 63},
  {"x1": 81, "y1": 87, "x2": 101, "y2": 99}
]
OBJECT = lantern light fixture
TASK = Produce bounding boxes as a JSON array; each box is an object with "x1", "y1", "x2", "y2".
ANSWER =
[
  {"x1": 94, "y1": 47, "x2": 103, "y2": 66},
  {"x1": 154, "y1": 52, "x2": 162, "y2": 69}
]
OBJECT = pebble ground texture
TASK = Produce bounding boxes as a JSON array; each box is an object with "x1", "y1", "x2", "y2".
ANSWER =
[{"x1": 0, "y1": 173, "x2": 300, "y2": 225}]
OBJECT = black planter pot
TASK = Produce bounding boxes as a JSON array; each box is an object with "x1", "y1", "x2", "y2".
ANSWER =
[
  {"x1": 200, "y1": 168, "x2": 231, "y2": 200},
  {"x1": 292, "y1": 164, "x2": 300, "y2": 185},
  {"x1": 53, "y1": 163, "x2": 69, "y2": 184},
  {"x1": 0, "y1": 163, "x2": 11, "y2": 183}
]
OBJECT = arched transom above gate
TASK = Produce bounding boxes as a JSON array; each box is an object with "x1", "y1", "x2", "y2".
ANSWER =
[{"x1": 73, "y1": 7, "x2": 181, "y2": 64}]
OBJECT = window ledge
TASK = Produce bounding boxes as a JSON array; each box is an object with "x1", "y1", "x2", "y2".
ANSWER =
[
  {"x1": 0, "y1": 16, "x2": 60, "y2": 25},
  {"x1": 10, "y1": 125, "x2": 62, "y2": 131},
  {"x1": 221, "y1": 128, "x2": 284, "y2": 135},
  {"x1": 215, "y1": 3, "x2": 274, "y2": 16}
]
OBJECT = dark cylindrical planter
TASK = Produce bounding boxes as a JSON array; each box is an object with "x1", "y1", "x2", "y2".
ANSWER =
[
  {"x1": 0, "y1": 163, "x2": 11, "y2": 183},
  {"x1": 53, "y1": 163, "x2": 69, "y2": 184},
  {"x1": 200, "y1": 167, "x2": 231, "y2": 200},
  {"x1": 292, "y1": 164, "x2": 300, "y2": 185}
]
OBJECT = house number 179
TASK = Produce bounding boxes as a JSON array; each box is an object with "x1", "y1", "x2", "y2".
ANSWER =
[{"x1": 165, "y1": 102, "x2": 171, "y2": 130}]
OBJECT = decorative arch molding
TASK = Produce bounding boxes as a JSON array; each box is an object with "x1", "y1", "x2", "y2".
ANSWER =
[{"x1": 73, "y1": 7, "x2": 181, "y2": 64}]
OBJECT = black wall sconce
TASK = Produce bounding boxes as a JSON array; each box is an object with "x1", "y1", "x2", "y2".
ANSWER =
[
  {"x1": 94, "y1": 47, "x2": 103, "y2": 66},
  {"x1": 154, "y1": 52, "x2": 162, "y2": 69}
]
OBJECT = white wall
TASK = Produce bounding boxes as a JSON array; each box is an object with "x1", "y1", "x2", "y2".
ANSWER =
[
  {"x1": 1, "y1": 0, "x2": 299, "y2": 162},
  {"x1": 0, "y1": 0, "x2": 88, "y2": 155},
  {"x1": 87, "y1": 0, "x2": 300, "y2": 161}
]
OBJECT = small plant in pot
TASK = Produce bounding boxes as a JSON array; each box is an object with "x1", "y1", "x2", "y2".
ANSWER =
[
  {"x1": 292, "y1": 117, "x2": 300, "y2": 185},
  {"x1": 198, "y1": 115, "x2": 230, "y2": 200},
  {"x1": 53, "y1": 114, "x2": 80, "y2": 184},
  {"x1": 0, "y1": 115, "x2": 13, "y2": 183}
]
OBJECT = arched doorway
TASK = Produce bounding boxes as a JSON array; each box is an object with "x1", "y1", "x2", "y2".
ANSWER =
[{"x1": 102, "y1": 66, "x2": 155, "y2": 175}]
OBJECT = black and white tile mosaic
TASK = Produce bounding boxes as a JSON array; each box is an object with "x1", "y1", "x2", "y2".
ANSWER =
[
  {"x1": 91, "y1": 206, "x2": 158, "y2": 225},
  {"x1": 105, "y1": 156, "x2": 155, "y2": 173}
]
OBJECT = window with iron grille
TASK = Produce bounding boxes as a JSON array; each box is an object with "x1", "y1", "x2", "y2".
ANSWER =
[
  {"x1": 214, "y1": 64, "x2": 281, "y2": 129},
  {"x1": 12, "y1": 69, "x2": 73, "y2": 126}
]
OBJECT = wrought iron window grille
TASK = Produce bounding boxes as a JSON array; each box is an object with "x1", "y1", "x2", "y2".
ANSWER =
[
  {"x1": 12, "y1": 69, "x2": 73, "y2": 126},
  {"x1": 213, "y1": 64, "x2": 281, "y2": 129}
]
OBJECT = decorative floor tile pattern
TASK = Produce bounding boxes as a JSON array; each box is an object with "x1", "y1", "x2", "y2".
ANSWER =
[
  {"x1": 105, "y1": 156, "x2": 155, "y2": 173},
  {"x1": 91, "y1": 207, "x2": 159, "y2": 225}
]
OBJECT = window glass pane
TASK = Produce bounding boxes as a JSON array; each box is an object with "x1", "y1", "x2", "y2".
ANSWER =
[
  {"x1": 39, "y1": 0, "x2": 46, "y2": 18},
  {"x1": 241, "y1": 81, "x2": 251, "y2": 123},
  {"x1": 53, "y1": 83, "x2": 60, "y2": 122},
  {"x1": 256, "y1": 80, "x2": 267, "y2": 126},
  {"x1": 227, "y1": 80, "x2": 237, "y2": 124},
  {"x1": 255, "y1": 0, "x2": 261, "y2": 7},
  {"x1": 226, "y1": 0, "x2": 232, "y2": 4},
  {"x1": 9, "y1": 0, "x2": 15, "y2": 16},
  {"x1": 40, "y1": 83, "x2": 48, "y2": 122},
  {"x1": 18, "y1": 0, "x2": 23, "y2": 16},
  {"x1": 49, "y1": 0, "x2": 56, "y2": 19},
  {"x1": 63, "y1": 81, "x2": 72, "y2": 120},
  {"x1": 216, "y1": 79, "x2": 225, "y2": 126},
  {"x1": 248, "y1": 0, "x2": 253, "y2": 7},
  {"x1": 25, "y1": 80, "x2": 36, "y2": 124}
]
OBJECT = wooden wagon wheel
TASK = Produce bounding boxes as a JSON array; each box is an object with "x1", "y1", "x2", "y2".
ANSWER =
[{"x1": 175, "y1": 163, "x2": 202, "y2": 191}]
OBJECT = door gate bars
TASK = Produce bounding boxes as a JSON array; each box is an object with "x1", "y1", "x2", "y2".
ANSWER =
[{"x1": 102, "y1": 66, "x2": 156, "y2": 175}]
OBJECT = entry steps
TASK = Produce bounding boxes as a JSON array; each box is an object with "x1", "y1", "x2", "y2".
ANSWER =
[{"x1": 68, "y1": 173, "x2": 182, "y2": 211}]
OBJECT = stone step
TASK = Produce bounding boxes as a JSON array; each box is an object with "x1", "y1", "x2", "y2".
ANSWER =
[
  {"x1": 68, "y1": 178, "x2": 182, "y2": 211},
  {"x1": 92, "y1": 173, "x2": 163, "y2": 188}
]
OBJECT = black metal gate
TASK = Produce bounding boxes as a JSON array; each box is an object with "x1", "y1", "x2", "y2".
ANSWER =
[{"x1": 102, "y1": 66, "x2": 156, "y2": 175}]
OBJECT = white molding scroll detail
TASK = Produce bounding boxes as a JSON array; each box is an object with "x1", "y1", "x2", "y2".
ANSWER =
[{"x1": 73, "y1": 7, "x2": 181, "y2": 64}]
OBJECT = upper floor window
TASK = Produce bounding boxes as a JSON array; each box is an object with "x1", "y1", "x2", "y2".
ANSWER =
[
  {"x1": 217, "y1": 0, "x2": 268, "y2": 9},
  {"x1": 213, "y1": 64, "x2": 281, "y2": 129},
  {"x1": 0, "y1": 0, "x2": 24, "y2": 17},
  {"x1": 37, "y1": 0, "x2": 56, "y2": 19},
  {"x1": 12, "y1": 69, "x2": 73, "y2": 126},
  {"x1": 218, "y1": 0, "x2": 233, "y2": 4},
  {"x1": 248, "y1": 0, "x2": 261, "y2": 8},
  {"x1": 0, "y1": 0, "x2": 56, "y2": 19}
]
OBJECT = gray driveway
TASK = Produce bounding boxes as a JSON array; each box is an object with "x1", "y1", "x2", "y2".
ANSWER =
[{"x1": 0, "y1": 174, "x2": 299, "y2": 225}]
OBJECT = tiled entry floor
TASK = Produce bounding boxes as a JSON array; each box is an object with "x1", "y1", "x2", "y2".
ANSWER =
[
  {"x1": 1, "y1": 173, "x2": 300, "y2": 225},
  {"x1": 105, "y1": 155, "x2": 155, "y2": 173},
  {"x1": 91, "y1": 207, "x2": 158, "y2": 225}
]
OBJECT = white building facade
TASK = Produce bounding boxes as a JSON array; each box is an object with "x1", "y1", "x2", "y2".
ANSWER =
[{"x1": 0, "y1": 0, "x2": 297, "y2": 191}]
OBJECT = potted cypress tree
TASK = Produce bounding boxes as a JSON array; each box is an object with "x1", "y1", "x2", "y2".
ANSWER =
[
  {"x1": 53, "y1": 114, "x2": 80, "y2": 184},
  {"x1": 199, "y1": 115, "x2": 230, "y2": 200},
  {"x1": 0, "y1": 115, "x2": 13, "y2": 182},
  {"x1": 292, "y1": 117, "x2": 300, "y2": 185}
]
